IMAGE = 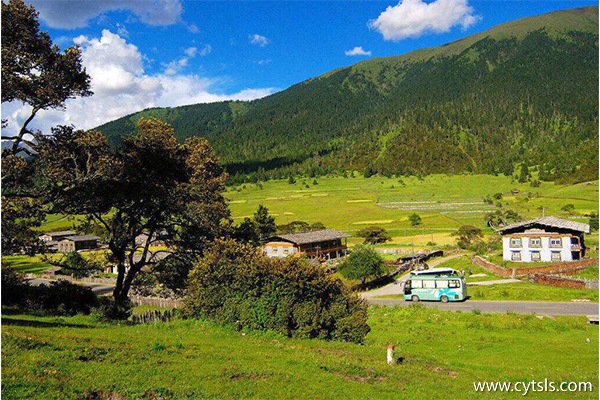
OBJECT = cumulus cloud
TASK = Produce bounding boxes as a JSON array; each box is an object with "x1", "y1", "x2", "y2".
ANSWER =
[
  {"x1": 29, "y1": 0, "x2": 183, "y2": 29},
  {"x1": 1, "y1": 30, "x2": 275, "y2": 135},
  {"x1": 249, "y1": 34, "x2": 270, "y2": 47},
  {"x1": 345, "y1": 46, "x2": 372, "y2": 56},
  {"x1": 369, "y1": 0, "x2": 481, "y2": 41}
]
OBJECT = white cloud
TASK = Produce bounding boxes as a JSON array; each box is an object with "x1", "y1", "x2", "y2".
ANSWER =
[
  {"x1": 199, "y1": 45, "x2": 212, "y2": 57},
  {"x1": 1, "y1": 30, "x2": 276, "y2": 136},
  {"x1": 345, "y1": 46, "x2": 372, "y2": 56},
  {"x1": 249, "y1": 34, "x2": 270, "y2": 47},
  {"x1": 369, "y1": 0, "x2": 481, "y2": 41},
  {"x1": 187, "y1": 23, "x2": 200, "y2": 34},
  {"x1": 184, "y1": 47, "x2": 198, "y2": 57},
  {"x1": 29, "y1": 0, "x2": 183, "y2": 29}
]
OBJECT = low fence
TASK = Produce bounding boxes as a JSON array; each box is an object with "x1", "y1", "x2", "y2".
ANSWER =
[{"x1": 129, "y1": 296, "x2": 183, "y2": 309}]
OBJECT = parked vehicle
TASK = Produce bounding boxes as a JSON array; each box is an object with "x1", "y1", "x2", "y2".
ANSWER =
[{"x1": 403, "y1": 272, "x2": 466, "y2": 302}]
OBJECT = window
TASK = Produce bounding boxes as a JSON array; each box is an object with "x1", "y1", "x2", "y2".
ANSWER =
[
  {"x1": 411, "y1": 280, "x2": 423, "y2": 288},
  {"x1": 436, "y1": 280, "x2": 449, "y2": 288},
  {"x1": 551, "y1": 252, "x2": 561, "y2": 261},
  {"x1": 510, "y1": 238, "x2": 522, "y2": 247},
  {"x1": 550, "y1": 238, "x2": 562, "y2": 248},
  {"x1": 423, "y1": 280, "x2": 436, "y2": 289},
  {"x1": 283, "y1": 249, "x2": 289, "y2": 255},
  {"x1": 530, "y1": 251, "x2": 541, "y2": 261},
  {"x1": 448, "y1": 280, "x2": 460, "y2": 288},
  {"x1": 511, "y1": 251, "x2": 522, "y2": 261},
  {"x1": 529, "y1": 237, "x2": 541, "y2": 248}
]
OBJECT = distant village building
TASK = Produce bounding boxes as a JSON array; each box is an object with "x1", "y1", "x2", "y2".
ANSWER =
[
  {"x1": 264, "y1": 229, "x2": 349, "y2": 259},
  {"x1": 57, "y1": 235, "x2": 101, "y2": 253},
  {"x1": 497, "y1": 216, "x2": 590, "y2": 263},
  {"x1": 39, "y1": 231, "x2": 76, "y2": 252},
  {"x1": 39, "y1": 230, "x2": 76, "y2": 243}
]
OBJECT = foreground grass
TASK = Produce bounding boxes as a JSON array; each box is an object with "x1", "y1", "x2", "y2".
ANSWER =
[{"x1": 2, "y1": 306, "x2": 597, "y2": 399}]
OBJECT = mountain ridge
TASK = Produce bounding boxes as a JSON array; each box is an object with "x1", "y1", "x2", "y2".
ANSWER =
[{"x1": 96, "y1": 6, "x2": 599, "y2": 183}]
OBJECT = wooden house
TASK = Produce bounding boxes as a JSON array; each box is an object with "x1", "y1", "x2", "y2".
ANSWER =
[
  {"x1": 57, "y1": 235, "x2": 101, "y2": 253},
  {"x1": 497, "y1": 216, "x2": 590, "y2": 262},
  {"x1": 264, "y1": 229, "x2": 349, "y2": 259}
]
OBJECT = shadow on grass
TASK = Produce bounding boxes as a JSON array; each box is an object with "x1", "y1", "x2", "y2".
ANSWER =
[{"x1": 1, "y1": 316, "x2": 92, "y2": 329}]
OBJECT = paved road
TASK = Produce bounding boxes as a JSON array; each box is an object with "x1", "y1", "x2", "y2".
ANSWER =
[
  {"x1": 28, "y1": 278, "x2": 115, "y2": 296},
  {"x1": 367, "y1": 298, "x2": 599, "y2": 316}
]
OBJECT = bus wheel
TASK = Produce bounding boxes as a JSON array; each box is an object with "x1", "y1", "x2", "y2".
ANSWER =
[
  {"x1": 411, "y1": 295, "x2": 420, "y2": 302},
  {"x1": 440, "y1": 295, "x2": 449, "y2": 303}
]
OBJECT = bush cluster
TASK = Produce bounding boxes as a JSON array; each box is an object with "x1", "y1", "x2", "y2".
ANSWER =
[
  {"x1": 184, "y1": 240, "x2": 370, "y2": 343},
  {"x1": 2, "y1": 267, "x2": 97, "y2": 316}
]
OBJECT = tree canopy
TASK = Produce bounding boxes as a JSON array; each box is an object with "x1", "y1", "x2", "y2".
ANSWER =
[
  {"x1": 1, "y1": 0, "x2": 91, "y2": 155},
  {"x1": 35, "y1": 118, "x2": 230, "y2": 312}
]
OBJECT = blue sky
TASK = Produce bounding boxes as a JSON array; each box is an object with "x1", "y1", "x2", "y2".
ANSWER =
[{"x1": 2, "y1": 0, "x2": 597, "y2": 135}]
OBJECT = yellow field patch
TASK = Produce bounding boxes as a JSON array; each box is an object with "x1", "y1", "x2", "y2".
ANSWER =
[
  {"x1": 283, "y1": 212, "x2": 295, "y2": 215},
  {"x1": 310, "y1": 193, "x2": 329, "y2": 197},
  {"x1": 228, "y1": 200, "x2": 247, "y2": 204},
  {"x1": 346, "y1": 199, "x2": 371, "y2": 203},
  {"x1": 352, "y1": 220, "x2": 394, "y2": 225}
]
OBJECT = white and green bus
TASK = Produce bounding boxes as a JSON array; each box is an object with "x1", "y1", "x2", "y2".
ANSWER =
[{"x1": 403, "y1": 269, "x2": 467, "y2": 302}]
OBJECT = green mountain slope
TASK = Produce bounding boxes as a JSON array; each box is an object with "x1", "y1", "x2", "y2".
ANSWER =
[{"x1": 97, "y1": 6, "x2": 599, "y2": 183}]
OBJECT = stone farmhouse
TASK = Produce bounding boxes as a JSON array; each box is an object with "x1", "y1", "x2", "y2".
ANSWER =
[
  {"x1": 264, "y1": 229, "x2": 349, "y2": 259},
  {"x1": 497, "y1": 216, "x2": 590, "y2": 262}
]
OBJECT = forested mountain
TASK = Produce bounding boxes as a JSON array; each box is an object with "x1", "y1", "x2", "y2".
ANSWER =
[{"x1": 97, "y1": 6, "x2": 599, "y2": 184}]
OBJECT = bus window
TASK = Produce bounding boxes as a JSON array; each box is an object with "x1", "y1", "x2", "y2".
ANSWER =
[
  {"x1": 436, "y1": 280, "x2": 448, "y2": 288},
  {"x1": 423, "y1": 280, "x2": 436, "y2": 289},
  {"x1": 448, "y1": 280, "x2": 460, "y2": 288},
  {"x1": 411, "y1": 280, "x2": 423, "y2": 288}
]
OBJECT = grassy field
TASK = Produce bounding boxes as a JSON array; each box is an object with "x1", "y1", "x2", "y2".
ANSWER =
[
  {"x1": 2, "y1": 305, "x2": 597, "y2": 399},
  {"x1": 34, "y1": 175, "x2": 597, "y2": 251},
  {"x1": 225, "y1": 175, "x2": 598, "y2": 248}
]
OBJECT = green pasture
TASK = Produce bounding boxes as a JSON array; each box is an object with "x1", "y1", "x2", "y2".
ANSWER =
[
  {"x1": 2, "y1": 306, "x2": 597, "y2": 399},
  {"x1": 226, "y1": 175, "x2": 598, "y2": 246}
]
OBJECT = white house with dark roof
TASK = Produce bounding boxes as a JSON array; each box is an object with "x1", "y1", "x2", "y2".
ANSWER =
[
  {"x1": 264, "y1": 229, "x2": 349, "y2": 259},
  {"x1": 497, "y1": 216, "x2": 590, "y2": 262}
]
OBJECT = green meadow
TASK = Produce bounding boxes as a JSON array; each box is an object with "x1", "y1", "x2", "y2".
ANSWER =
[
  {"x1": 32, "y1": 174, "x2": 597, "y2": 250},
  {"x1": 226, "y1": 174, "x2": 598, "y2": 247},
  {"x1": 2, "y1": 306, "x2": 597, "y2": 400}
]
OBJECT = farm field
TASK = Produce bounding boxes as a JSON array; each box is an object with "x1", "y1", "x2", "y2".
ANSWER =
[
  {"x1": 1, "y1": 306, "x2": 597, "y2": 399},
  {"x1": 32, "y1": 175, "x2": 597, "y2": 251},
  {"x1": 225, "y1": 175, "x2": 598, "y2": 248}
]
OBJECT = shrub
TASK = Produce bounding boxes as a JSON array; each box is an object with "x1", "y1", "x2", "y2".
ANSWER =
[
  {"x1": 184, "y1": 239, "x2": 370, "y2": 343},
  {"x1": 1, "y1": 266, "x2": 30, "y2": 306},
  {"x1": 95, "y1": 296, "x2": 132, "y2": 321},
  {"x1": 338, "y1": 245, "x2": 385, "y2": 285},
  {"x1": 27, "y1": 280, "x2": 98, "y2": 316}
]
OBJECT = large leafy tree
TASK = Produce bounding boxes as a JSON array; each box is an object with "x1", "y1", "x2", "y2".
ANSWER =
[
  {"x1": 1, "y1": 0, "x2": 92, "y2": 155},
  {"x1": 1, "y1": 0, "x2": 92, "y2": 254},
  {"x1": 36, "y1": 119, "x2": 230, "y2": 312},
  {"x1": 356, "y1": 225, "x2": 391, "y2": 245},
  {"x1": 338, "y1": 245, "x2": 385, "y2": 285}
]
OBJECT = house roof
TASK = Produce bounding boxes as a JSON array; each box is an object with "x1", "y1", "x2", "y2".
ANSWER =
[
  {"x1": 268, "y1": 229, "x2": 350, "y2": 245},
  {"x1": 498, "y1": 216, "x2": 590, "y2": 234},
  {"x1": 41, "y1": 230, "x2": 75, "y2": 237},
  {"x1": 60, "y1": 235, "x2": 101, "y2": 242}
]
